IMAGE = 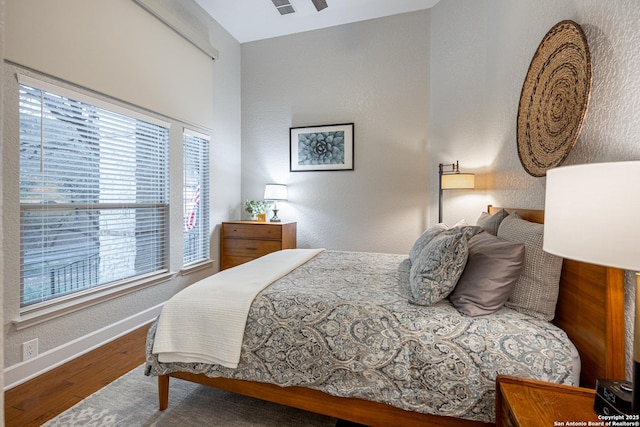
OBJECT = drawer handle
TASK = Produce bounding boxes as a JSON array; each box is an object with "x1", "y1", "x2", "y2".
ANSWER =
[{"x1": 245, "y1": 247, "x2": 258, "y2": 251}]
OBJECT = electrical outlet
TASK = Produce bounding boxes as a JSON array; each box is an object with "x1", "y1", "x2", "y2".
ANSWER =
[{"x1": 22, "y1": 338, "x2": 39, "y2": 362}]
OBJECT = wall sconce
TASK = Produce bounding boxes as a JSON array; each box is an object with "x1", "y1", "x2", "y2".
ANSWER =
[
  {"x1": 439, "y1": 161, "x2": 475, "y2": 223},
  {"x1": 264, "y1": 184, "x2": 288, "y2": 222}
]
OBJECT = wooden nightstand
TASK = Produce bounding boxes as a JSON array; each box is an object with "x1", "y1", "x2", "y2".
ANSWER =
[
  {"x1": 220, "y1": 221, "x2": 297, "y2": 270},
  {"x1": 496, "y1": 375, "x2": 601, "y2": 427}
]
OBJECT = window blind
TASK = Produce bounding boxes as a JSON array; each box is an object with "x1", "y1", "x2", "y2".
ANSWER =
[
  {"x1": 183, "y1": 129, "x2": 210, "y2": 265},
  {"x1": 19, "y1": 78, "x2": 170, "y2": 308}
]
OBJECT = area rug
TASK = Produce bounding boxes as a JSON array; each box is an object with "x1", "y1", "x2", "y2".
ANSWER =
[{"x1": 43, "y1": 365, "x2": 340, "y2": 426}]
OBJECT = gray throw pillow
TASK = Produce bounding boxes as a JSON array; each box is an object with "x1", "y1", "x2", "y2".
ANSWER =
[
  {"x1": 497, "y1": 212, "x2": 563, "y2": 321},
  {"x1": 409, "y1": 223, "x2": 448, "y2": 264},
  {"x1": 475, "y1": 208, "x2": 508, "y2": 235},
  {"x1": 409, "y1": 227, "x2": 472, "y2": 306},
  {"x1": 449, "y1": 232, "x2": 525, "y2": 317}
]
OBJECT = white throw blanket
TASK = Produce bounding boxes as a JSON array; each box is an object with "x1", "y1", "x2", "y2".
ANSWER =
[{"x1": 152, "y1": 248, "x2": 324, "y2": 368}]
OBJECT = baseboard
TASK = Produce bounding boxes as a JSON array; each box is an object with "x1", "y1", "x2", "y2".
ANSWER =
[{"x1": 3, "y1": 303, "x2": 164, "y2": 390}]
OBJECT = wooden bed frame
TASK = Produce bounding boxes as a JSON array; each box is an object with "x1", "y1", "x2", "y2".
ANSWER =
[{"x1": 155, "y1": 206, "x2": 626, "y2": 427}]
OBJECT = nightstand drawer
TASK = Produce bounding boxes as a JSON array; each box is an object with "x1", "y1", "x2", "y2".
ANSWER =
[
  {"x1": 222, "y1": 223, "x2": 282, "y2": 240},
  {"x1": 222, "y1": 238, "x2": 282, "y2": 257}
]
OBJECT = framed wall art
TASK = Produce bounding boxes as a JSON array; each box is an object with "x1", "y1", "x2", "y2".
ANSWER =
[{"x1": 290, "y1": 123, "x2": 354, "y2": 172}]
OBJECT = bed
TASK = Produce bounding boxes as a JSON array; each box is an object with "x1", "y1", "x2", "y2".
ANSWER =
[{"x1": 144, "y1": 206, "x2": 626, "y2": 426}]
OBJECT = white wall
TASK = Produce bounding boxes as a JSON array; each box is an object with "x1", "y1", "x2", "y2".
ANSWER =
[
  {"x1": 2, "y1": 0, "x2": 241, "y2": 385},
  {"x1": 430, "y1": 0, "x2": 640, "y2": 378},
  {"x1": 241, "y1": 11, "x2": 430, "y2": 254}
]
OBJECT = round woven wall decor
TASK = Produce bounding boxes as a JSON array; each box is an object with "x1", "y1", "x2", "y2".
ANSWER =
[{"x1": 517, "y1": 20, "x2": 592, "y2": 177}]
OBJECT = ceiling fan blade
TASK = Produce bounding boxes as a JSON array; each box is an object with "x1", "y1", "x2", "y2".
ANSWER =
[{"x1": 311, "y1": 0, "x2": 328, "y2": 11}]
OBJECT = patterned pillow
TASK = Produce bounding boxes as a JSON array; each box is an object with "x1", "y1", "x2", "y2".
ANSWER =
[
  {"x1": 497, "y1": 212, "x2": 563, "y2": 321},
  {"x1": 409, "y1": 223, "x2": 448, "y2": 263},
  {"x1": 475, "y1": 208, "x2": 508, "y2": 235},
  {"x1": 449, "y1": 232, "x2": 525, "y2": 317},
  {"x1": 409, "y1": 227, "x2": 472, "y2": 306}
]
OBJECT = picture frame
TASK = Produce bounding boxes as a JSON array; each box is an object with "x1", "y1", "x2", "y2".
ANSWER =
[{"x1": 290, "y1": 123, "x2": 354, "y2": 172}]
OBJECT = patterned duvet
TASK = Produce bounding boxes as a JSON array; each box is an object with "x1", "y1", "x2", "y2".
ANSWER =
[{"x1": 145, "y1": 250, "x2": 575, "y2": 423}]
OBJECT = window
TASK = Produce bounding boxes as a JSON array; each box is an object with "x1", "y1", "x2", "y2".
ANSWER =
[
  {"x1": 19, "y1": 76, "x2": 170, "y2": 308},
  {"x1": 183, "y1": 129, "x2": 210, "y2": 265}
]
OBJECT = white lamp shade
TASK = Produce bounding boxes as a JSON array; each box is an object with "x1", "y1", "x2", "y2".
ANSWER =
[
  {"x1": 543, "y1": 161, "x2": 640, "y2": 271},
  {"x1": 441, "y1": 173, "x2": 475, "y2": 190},
  {"x1": 264, "y1": 184, "x2": 288, "y2": 201}
]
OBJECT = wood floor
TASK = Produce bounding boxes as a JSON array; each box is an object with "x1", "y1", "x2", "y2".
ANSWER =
[{"x1": 4, "y1": 324, "x2": 150, "y2": 427}]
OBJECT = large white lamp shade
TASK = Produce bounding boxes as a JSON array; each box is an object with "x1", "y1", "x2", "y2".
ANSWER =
[
  {"x1": 543, "y1": 161, "x2": 640, "y2": 271},
  {"x1": 544, "y1": 160, "x2": 640, "y2": 412}
]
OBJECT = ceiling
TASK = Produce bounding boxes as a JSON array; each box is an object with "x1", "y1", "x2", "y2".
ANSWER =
[{"x1": 195, "y1": 0, "x2": 440, "y2": 43}]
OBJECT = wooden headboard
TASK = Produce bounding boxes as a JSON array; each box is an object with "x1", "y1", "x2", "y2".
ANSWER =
[{"x1": 488, "y1": 206, "x2": 626, "y2": 388}]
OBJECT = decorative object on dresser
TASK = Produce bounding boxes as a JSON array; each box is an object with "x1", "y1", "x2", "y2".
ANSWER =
[
  {"x1": 244, "y1": 200, "x2": 271, "y2": 221},
  {"x1": 220, "y1": 221, "x2": 297, "y2": 270},
  {"x1": 544, "y1": 161, "x2": 640, "y2": 412},
  {"x1": 496, "y1": 375, "x2": 601, "y2": 426},
  {"x1": 438, "y1": 160, "x2": 475, "y2": 222},
  {"x1": 290, "y1": 123, "x2": 354, "y2": 172},
  {"x1": 263, "y1": 184, "x2": 288, "y2": 222},
  {"x1": 517, "y1": 20, "x2": 592, "y2": 177}
]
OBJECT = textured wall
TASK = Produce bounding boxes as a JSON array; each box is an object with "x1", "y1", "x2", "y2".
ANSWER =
[
  {"x1": 430, "y1": 0, "x2": 640, "y2": 378},
  {"x1": 241, "y1": 11, "x2": 430, "y2": 254}
]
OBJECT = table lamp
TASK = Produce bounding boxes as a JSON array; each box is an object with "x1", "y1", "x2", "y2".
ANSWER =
[
  {"x1": 264, "y1": 184, "x2": 288, "y2": 222},
  {"x1": 543, "y1": 161, "x2": 640, "y2": 412}
]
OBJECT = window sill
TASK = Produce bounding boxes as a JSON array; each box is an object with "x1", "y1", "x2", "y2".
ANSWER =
[
  {"x1": 180, "y1": 259, "x2": 215, "y2": 276},
  {"x1": 14, "y1": 271, "x2": 174, "y2": 330}
]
